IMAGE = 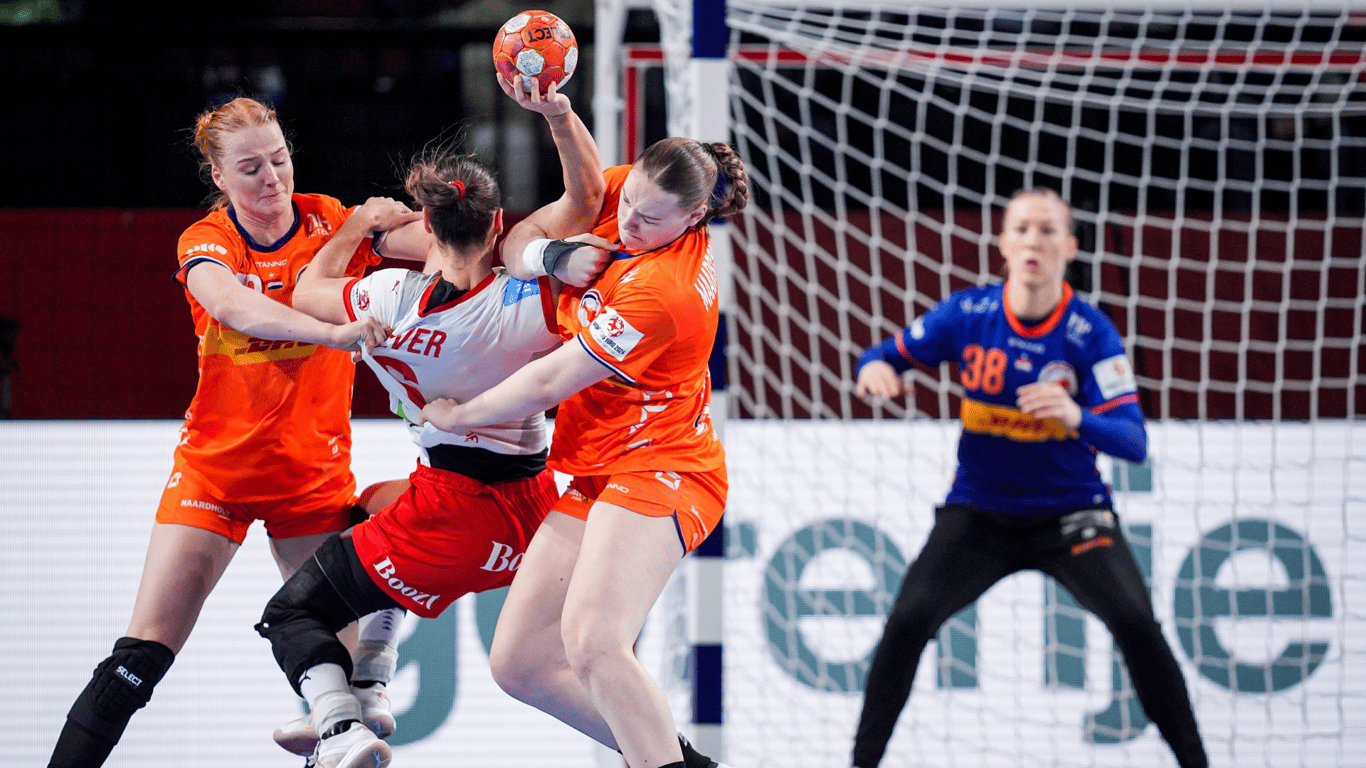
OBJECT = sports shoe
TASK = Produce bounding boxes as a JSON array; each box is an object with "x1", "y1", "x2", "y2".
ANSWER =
[
  {"x1": 275, "y1": 711, "x2": 319, "y2": 757},
  {"x1": 275, "y1": 686, "x2": 396, "y2": 756},
  {"x1": 311, "y1": 721, "x2": 392, "y2": 768},
  {"x1": 354, "y1": 684, "x2": 396, "y2": 741}
]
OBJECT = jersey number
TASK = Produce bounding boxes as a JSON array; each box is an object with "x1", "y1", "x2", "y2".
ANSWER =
[
  {"x1": 373, "y1": 355, "x2": 428, "y2": 409},
  {"x1": 960, "y1": 344, "x2": 1007, "y2": 395}
]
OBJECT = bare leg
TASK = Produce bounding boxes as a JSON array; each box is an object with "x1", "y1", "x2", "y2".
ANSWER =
[
  {"x1": 562, "y1": 503, "x2": 685, "y2": 768},
  {"x1": 49, "y1": 523, "x2": 239, "y2": 768},
  {"x1": 125, "y1": 522, "x2": 240, "y2": 652},
  {"x1": 490, "y1": 511, "x2": 620, "y2": 748}
]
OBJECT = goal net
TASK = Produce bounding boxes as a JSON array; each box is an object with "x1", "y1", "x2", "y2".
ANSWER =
[{"x1": 618, "y1": 2, "x2": 1366, "y2": 768}]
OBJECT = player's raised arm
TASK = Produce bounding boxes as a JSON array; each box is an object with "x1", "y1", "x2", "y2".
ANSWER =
[{"x1": 496, "y1": 76, "x2": 610, "y2": 285}]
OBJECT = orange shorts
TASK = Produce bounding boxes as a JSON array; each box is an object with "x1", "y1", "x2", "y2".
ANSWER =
[
  {"x1": 154, "y1": 454, "x2": 357, "y2": 543},
  {"x1": 555, "y1": 465, "x2": 727, "y2": 554}
]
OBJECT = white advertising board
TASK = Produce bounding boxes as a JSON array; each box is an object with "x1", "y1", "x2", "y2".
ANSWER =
[{"x1": 6, "y1": 419, "x2": 1363, "y2": 767}]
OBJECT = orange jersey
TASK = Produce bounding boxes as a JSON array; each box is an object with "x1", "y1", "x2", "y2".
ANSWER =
[
  {"x1": 172, "y1": 193, "x2": 381, "y2": 501},
  {"x1": 551, "y1": 165, "x2": 725, "y2": 476}
]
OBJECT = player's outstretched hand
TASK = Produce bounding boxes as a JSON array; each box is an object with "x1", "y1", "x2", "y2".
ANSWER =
[
  {"x1": 855, "y1": 360, "x2": 908, "y2": 399},
  {"x1": 420, "y1": 397, "x2": 467, "y2": 433},
  {"x1": 554, "y1": 234, "x2": 618, "y2": 286},
  {"x1": 324, "y1": 316, "x2": 389, "y2": 355},
  {"x1": 500, "y1": 73, "x2": 571, "y2": 117}
]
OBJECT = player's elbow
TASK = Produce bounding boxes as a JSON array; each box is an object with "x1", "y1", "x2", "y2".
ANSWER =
[
  {"x1": 206, "y1": 295, "x2": 258, "y2": 336},
  {"x1": 579, "y1": 172, "x2": 606, "y2": 203},
  {"x1": 1122, "y1": 440, "x2": 1148, "y2": 465}
]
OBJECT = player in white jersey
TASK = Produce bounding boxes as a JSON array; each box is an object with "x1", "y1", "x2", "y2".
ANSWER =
[{"x1": 253, "y1": 78, "x2": 614, "y2": 768}]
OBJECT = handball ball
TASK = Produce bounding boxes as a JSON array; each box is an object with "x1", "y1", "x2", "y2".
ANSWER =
[{"x1": 493, "y1": 10, "x2": 578, "y2": 92}]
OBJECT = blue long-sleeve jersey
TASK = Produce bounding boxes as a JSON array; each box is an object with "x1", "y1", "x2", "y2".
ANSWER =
[{"x1": 858, "y1": 282, "x2": 1147, "y2": 516}]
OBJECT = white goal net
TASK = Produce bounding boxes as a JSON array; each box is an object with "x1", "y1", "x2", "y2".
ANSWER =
[{"x1": 617, "y1": 2, "x2": 1366, "y2": 768}]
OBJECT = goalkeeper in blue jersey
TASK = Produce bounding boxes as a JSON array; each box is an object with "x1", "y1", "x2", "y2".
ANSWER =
[{"x1": 849, "y1": 189, "x2": 1208, "y2": 768}]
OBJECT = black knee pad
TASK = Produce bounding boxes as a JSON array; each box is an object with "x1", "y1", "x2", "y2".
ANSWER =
[
  {"x1": 256, "y1": 534, "x2": 400, "y2": 695},
  {"x1": 66, "y1": 637, "x2": 175, "y2": 742}
]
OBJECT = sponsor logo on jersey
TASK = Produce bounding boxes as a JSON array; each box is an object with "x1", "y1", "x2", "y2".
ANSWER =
[
  {"x1": 256, "y1": 258, "x2": 289, "y2": 268},
  {"x1": 589, "y1": 307, "x2": 643, "y2": 361},
  {"x1": 960, "y1": 398, "x2": 1077, "y2": 442},
  {"x1": 371, "y1": 557, "x2": 441, "y2": 610},
  {"x1": 201, "y1": 325, "x2": 317, "y2": 365},
  {"x1": 1093, "y1": 354, "x2": 1137, "y2": 400},
  {"x1": 356, "y1": 288, "x2": 370, "y2": 311},
  {"x1": 1007, "y1": 336, "x2": 1046, "y2": 354},
  {"x1": 303, "y1": 213, "x2": 333, "y2": 238}
]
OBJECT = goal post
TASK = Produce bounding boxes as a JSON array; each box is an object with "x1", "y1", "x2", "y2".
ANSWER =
[{"x1": 597, "y1": 2, "x2": 1365, "y2": 767}]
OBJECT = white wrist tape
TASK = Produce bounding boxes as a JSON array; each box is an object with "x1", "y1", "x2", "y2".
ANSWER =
[{"x1": 520, "y1": 238, "x2": 553, "y2": 277}]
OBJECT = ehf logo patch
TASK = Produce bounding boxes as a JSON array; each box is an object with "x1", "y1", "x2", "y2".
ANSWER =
[
  {"x1": 1093, "y1": 354, "x2": 1137, "y2": 399},
  {"x1": 589, "y1": 307, "x2": 642, "y2": 361}
]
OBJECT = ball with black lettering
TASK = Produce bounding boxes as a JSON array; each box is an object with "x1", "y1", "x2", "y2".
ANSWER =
[{"x1": 492, "y1": 10, "x2": 578, "y2": 93}]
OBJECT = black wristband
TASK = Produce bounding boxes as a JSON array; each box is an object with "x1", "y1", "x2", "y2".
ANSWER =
[{"x1": 542, "y1": 239, "x2": 581, "y2": 278}]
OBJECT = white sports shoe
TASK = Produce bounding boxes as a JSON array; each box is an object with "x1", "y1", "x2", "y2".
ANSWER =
[
  {"x1": 275, "y1": 686, "x2": 396, "y2": 756},
  {"x1": 274, "y1": 711, "x2": 319, "y2": 756},
  {"x1": 354, "y1": 685, "x2": 396, "y2": 741},
  {"x1": 311, "y1": 722, "x2": 392, "y2": 768}
]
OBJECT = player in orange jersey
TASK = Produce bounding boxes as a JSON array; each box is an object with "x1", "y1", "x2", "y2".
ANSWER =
[
  {"x1": 421, "y1": 136, "x2": 749, "y2": 768},
  {"x1": 47, "y1": 97, "x2": 423, "y2": 768}
]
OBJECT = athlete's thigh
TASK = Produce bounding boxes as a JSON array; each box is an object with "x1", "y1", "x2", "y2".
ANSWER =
[
  {"x1": 126, "y1": 522, "x2": 240, "y2": 652},
  {"x1": 270, "y1": 531, "x2": 337, "y2": 581},
  {"x1": 563, "y1": 501, "x2": 685, "y2": 645},
  {"x1": 493, "y1": 510, "x2": 586, "y2": 658},
  {"x1": 908, "y1": 505, "x2": 1020, "y2": 586}
]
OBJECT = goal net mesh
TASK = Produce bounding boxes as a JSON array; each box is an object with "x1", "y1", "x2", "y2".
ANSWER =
[{"x1": 638, "y1": 2, "x2": 1366, "y2": 767}]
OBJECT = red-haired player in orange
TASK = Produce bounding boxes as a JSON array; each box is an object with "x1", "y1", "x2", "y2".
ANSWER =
[
  {"x1": 422, "y1": 136, "x2": 749, "y2": 768},
  {"x1": 46, "y1": 97, "x2": 422, "y2": 768}
]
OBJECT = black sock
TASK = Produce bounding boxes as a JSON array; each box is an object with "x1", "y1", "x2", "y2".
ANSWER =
[
  {"x1": 320, "y1": 718, "x2": 360, "y2": 740},
  {"x1": 47, "y1": 720, "x2": 116, "y2": 768}
]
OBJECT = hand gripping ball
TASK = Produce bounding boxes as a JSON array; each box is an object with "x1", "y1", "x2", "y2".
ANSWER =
[{"x1": 493, "y1": 10, "x2": 578, "y2": 92}]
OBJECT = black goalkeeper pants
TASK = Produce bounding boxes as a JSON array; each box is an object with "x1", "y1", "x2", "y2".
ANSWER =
[{"x1": 851, "y1": 503, "x2": 1208, "y2": 768}]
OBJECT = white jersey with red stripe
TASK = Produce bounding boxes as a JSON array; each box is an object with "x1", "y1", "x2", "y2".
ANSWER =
[{"x1": 344, "y1": 266, "x2": 561, "y2": 457}]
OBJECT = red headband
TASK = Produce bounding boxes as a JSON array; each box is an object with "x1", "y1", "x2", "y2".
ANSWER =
[{"x1": 448, "y1": 179, "x2": 465, "y2": 199}]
